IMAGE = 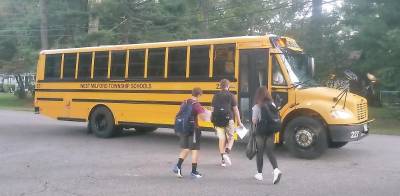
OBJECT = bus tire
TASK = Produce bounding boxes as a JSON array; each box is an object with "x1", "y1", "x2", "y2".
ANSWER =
[
  {"x1": 134, "y1": 126, "x2": 157, "y2": 133},
  {"x1": 329, "y1": 141, "x2": 348, "y2": 148},
  {"x1": 89, "y1": 106, "x2": 117, "y2": 138},
  {"x1": 284, "y1": 116, "x2": 328, "y2": 159}
]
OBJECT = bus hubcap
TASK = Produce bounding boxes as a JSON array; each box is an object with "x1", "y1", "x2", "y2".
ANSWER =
[
  {"x1": 295, "y1": 128, "x2": 314, "y2": 148},
  {"x1": 95, "y1": 115, "x2": 107, "y2": 131}
]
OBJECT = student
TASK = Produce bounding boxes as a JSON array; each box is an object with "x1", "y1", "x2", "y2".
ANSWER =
[
  {"x1": 173, "y1": 87, "x2": 210, "y2": 178},
  {"x1": 252, "y1": 86, "x2": 282, "y2": 184},
  {"x1": 211, "y1": 79, "x2": 243, "y2": 167}
]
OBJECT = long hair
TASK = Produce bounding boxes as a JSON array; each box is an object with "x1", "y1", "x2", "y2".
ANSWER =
[{"x1": 254, "y1": 86, "x2": 273, "y2": 105}]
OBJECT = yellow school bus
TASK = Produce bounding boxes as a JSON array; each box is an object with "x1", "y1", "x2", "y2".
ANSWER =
[{"x1": 34, "y1": 35, "x2": 371, "y2": 158}]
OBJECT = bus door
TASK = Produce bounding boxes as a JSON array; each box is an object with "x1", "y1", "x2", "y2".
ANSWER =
[
  {"x1": 238, "y1": 49, "x2": 269, "y2": 128},
  {"x1": 270, "y1": 53, "x2": 290, "y2": 111}
]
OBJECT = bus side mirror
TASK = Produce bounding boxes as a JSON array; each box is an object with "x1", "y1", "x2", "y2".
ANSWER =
[{"x1": 307, "y1": 56, "x2": 315, "y2": 78}]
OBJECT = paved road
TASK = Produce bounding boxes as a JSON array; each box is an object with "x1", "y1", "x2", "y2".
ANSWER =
[{"x1": 0, "y1": 109, "x2": 399, "y2": 196}]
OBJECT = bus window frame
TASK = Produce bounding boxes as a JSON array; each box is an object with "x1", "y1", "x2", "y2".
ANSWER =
[
  {"x1": 110, "y1": 50, "x2": 128, "y2": 80},
  {"x1": 44, "y1": 53, "x2": 63, "y2": 80},
  {"x1": 167, "y1": 46, "x2": 188, "y2": 80},
  {"x1": 61, "y1": 52, "x2": 78, "y2": 81},
  {"x1": 271, "y1": 53, "x2": 291, "y2": 89}
]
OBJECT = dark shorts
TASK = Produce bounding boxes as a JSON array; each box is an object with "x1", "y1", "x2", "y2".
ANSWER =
[{"x1": 179, "y1": 129, "x2": 201, "y2": 150}]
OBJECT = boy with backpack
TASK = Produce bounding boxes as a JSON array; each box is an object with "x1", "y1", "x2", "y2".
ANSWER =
[
  {"x1": 211, "y1": 79, "x2": 243, "y2": 167},
  {"x1": 173, "y1": 87, "x2": 210, "y2": 178}
]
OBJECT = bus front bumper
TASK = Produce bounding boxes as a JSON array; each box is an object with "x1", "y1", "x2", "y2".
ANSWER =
[{"x1": 329, "y1": 120, "x2": 374, "y2": 142}]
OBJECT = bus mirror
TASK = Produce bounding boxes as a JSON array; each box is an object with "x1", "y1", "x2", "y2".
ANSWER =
[{"x1": 307, "y1": 57, "x2": 315, "y2": 78}]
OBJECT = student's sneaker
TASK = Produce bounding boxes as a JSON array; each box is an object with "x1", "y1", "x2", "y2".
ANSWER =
[
  {"x1": 254, "y1": 173, "x2": 263, "y2": 181},
  {"x1": 221, "y1": 159, "x2": 226, "y2": 167},
  {"x1": 191, "y1": 171, "x2": 203, "y2": 179},
  {"x1": 272, "y1": 168, "x2": 282, "y2": 184},
  {"x1": 222, "y1": 154, "x2": 232, "y2": 166},
  {"x1": 172, "y1": 165, "x2": 183, "y2": 178}
]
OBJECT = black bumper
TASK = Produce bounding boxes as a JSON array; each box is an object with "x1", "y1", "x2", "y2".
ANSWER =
[{"x1": 329, "y1": 120, "x2": 373, "y2": 142}]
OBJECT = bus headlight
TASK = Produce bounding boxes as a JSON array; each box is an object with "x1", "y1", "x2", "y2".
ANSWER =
[{"x1": 331, "y1": 109, "x2": 353, "y2": 119}]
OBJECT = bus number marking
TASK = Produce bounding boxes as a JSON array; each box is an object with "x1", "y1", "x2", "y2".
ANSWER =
[{"x1": 350, "y1": 131, "x2": 360, "y2": 139}]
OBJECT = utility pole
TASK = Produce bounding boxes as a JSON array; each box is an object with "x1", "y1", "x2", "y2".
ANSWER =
[{"x1": 39, "y1": 0, "x2": 48, "y2": 50}]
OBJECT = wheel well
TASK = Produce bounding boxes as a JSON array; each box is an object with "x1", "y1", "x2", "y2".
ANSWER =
[
  {"x1": 88, "y1": 104, "x2": 115, "y2": 122},
  {"x1": 281, "y1": 108, "x2": 328, "y2": 142}
]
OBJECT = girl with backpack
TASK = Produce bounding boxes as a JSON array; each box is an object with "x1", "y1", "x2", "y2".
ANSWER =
[{"x1": 252, "y1": 87, "x2": 282, "y2": 184}]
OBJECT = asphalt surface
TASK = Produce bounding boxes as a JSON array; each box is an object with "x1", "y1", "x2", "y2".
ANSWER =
[{"x1": 0, "y1": 109, "x2": 399, "y2": 196}]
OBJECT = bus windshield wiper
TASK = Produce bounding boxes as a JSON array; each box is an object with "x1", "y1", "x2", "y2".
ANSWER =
[{"x1": 292, "y1": 80, "x2": 311, "y2": 88}]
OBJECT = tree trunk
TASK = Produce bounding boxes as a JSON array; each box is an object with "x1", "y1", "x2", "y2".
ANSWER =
[
  {"x1": 39, "y1": 0, "x2": 49, "y2": 50},
  {"x1": 199, "y1": 0, "x2": 209, "y2": 38},
  {"x1": 88, "y1": 0, "x2": 101, "y2": 34},
  {"x1": 15, "y1": 74, "x2": 26, "y2": 99},
  {"x1": 311, "y1": 0, "x2": 322, "y2": 39}
]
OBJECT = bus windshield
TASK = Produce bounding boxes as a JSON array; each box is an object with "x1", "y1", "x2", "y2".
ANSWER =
[{"x1": 281, "y1": 49, "x2": 318, "y2": 88}]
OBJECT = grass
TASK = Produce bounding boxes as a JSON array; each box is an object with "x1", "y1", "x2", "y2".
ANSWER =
[
  {"x1": 0, "y1": 93, "x2": 33, "y2": 111},
  {"x1": 369, "y1": 106, "x2": 400, "y2": 135}
]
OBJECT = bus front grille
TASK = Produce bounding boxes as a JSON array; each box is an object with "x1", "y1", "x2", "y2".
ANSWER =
[{"x1": 357, "y1": 102, "x2": 367, "y2": 120}]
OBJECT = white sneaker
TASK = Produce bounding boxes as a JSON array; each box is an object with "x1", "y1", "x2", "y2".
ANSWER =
[
  {"x1": 254, "y1": 173, "x2": 263, "y2": 181},
  {"x1": 222, "y1": 154, "x2": 232, "y2": 166},
  {"x1": 221, "y1": 161, "x2": 226, "y2": 167},
  {"x1": 272, "y1": 168, "x2": 282, "y2": 184}
]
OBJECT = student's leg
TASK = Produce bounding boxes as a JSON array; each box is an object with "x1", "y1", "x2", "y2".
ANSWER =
[
  {"x1": 191, "y1": 150, "x2": 198, "y2": 172},
  {"x1": 216, "y1": 127, "x2": 226, "y2": 154},
  {"x1": 225, "y1": 120, "x2": 235, "y2": 152},
  {"x1": 255, "y1": 134, "x2": 267, "y2": 173},
  {"x1": 177, "y1": 149, "x2": 190, "y2": 169},
  {"x1": 265, "y1": 136, "x2": 278, "y2": 169}
]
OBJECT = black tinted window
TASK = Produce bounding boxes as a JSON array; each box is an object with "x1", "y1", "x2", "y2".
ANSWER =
[
  {"x1": 190, "y1": 46, "x2": 209, "y2": 77},
  {"x1": 63, "y1": 53, "x2": 77, "y2": 79},
  {"x1": 93, "y1": 51, "x2": 109, "y2": 79},
  {"x1": 44, "y1": 54, "x2": 62, "y2": 79},
  {"x1": 128, "y1": 49, "x2": 145, "y2": 78},
  {"x1": 78, "y1": 52, "x2": 92, "y2": 79},
  {"x1": 213, "y1": 44, "x2": 235, "y2": 77},
  {"x1": 111, "y1": 50, "x2": 126, "y2": 79},
  {"x1": 147, "y1": 48, "x2": 165, "y2": 77},
  {"x1": 168, "y1": 47, "x2": 187, "y2": 77}
]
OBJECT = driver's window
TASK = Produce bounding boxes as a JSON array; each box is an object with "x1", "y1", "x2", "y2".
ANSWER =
[{"x1": 272, "y1": 55, "x2": 287, "y2": 86}]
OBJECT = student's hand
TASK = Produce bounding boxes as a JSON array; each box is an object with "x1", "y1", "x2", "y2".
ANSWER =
[{"x1": 238, "y1": 122, "x2": 244, "y2": 128}]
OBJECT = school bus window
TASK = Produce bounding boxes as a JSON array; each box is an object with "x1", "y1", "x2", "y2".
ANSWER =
[
  {"x1": 272, "y1": 55, "x2": 286, "y2": 86},
  {"x1": 147, "y1": 48, "x2": 165, "y2": 77},
  {"x1": 168, "y1": 47, "x2": 187, "y2": 77},
  {"x1": 44, "y1": 54, "x2": 62, "y2": 79},
  {"x1": 190, "y1": 45, "x2": 210, "y2": 77},
  {"x1": 128, "y1": 49, "x2": 145, "y2": 78},
  {"x1": 78, "y1": 52, "x2": 92, "y2": 79},
  {"x1": 213, "y1": 44, "x2": 235, "y2": 77},
  {"x1": 93, "y1": 51, "x2": 109, "y2": 79},
  {"x1": 111, "y1": 50, "x2": 127, "y2": 79},
  {"x1": 62, "y1": 53, "x2": 77, "y2": 79}
]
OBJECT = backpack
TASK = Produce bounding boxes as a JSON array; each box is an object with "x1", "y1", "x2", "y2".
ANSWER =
[
  {"x1": 174, "y1": 100, "x2": 196, "y2": 136},
  {"x1": 211, "y1": 91, "x2": 232, "y2": 127},
  {"x1": 256, "y1": 102, "x2": 281, "y2": 135}
]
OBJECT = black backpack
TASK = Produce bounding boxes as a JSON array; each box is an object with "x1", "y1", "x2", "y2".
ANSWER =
[
  {"x1": 174, "y1": 100, "x2": 195, "y2": 136},
  {"x1": 256, "y1": 102, "x2": 281, "y2": 135},
  {"x1": 211, "y1": 91, "x2": 232, "y2": 127}
]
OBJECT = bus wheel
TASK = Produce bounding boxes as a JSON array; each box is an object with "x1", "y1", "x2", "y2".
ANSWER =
[
  {"x1": 284, "y1": 116, "x2": 328, "y2": 159},
  {"x1": 329, "y1": 141, "x2": 348, "y2": 148},
  {"x1": 134, "y1": 126, "x2": 157, "y2": 133},
  {"x1": 89, "y1": 106, "x2": 117, "y2": 138}
]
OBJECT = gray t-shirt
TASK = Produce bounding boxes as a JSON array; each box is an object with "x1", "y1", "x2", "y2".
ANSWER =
[{"x1": 252, "y1": 102, "x2": 277, "y2": 123}]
